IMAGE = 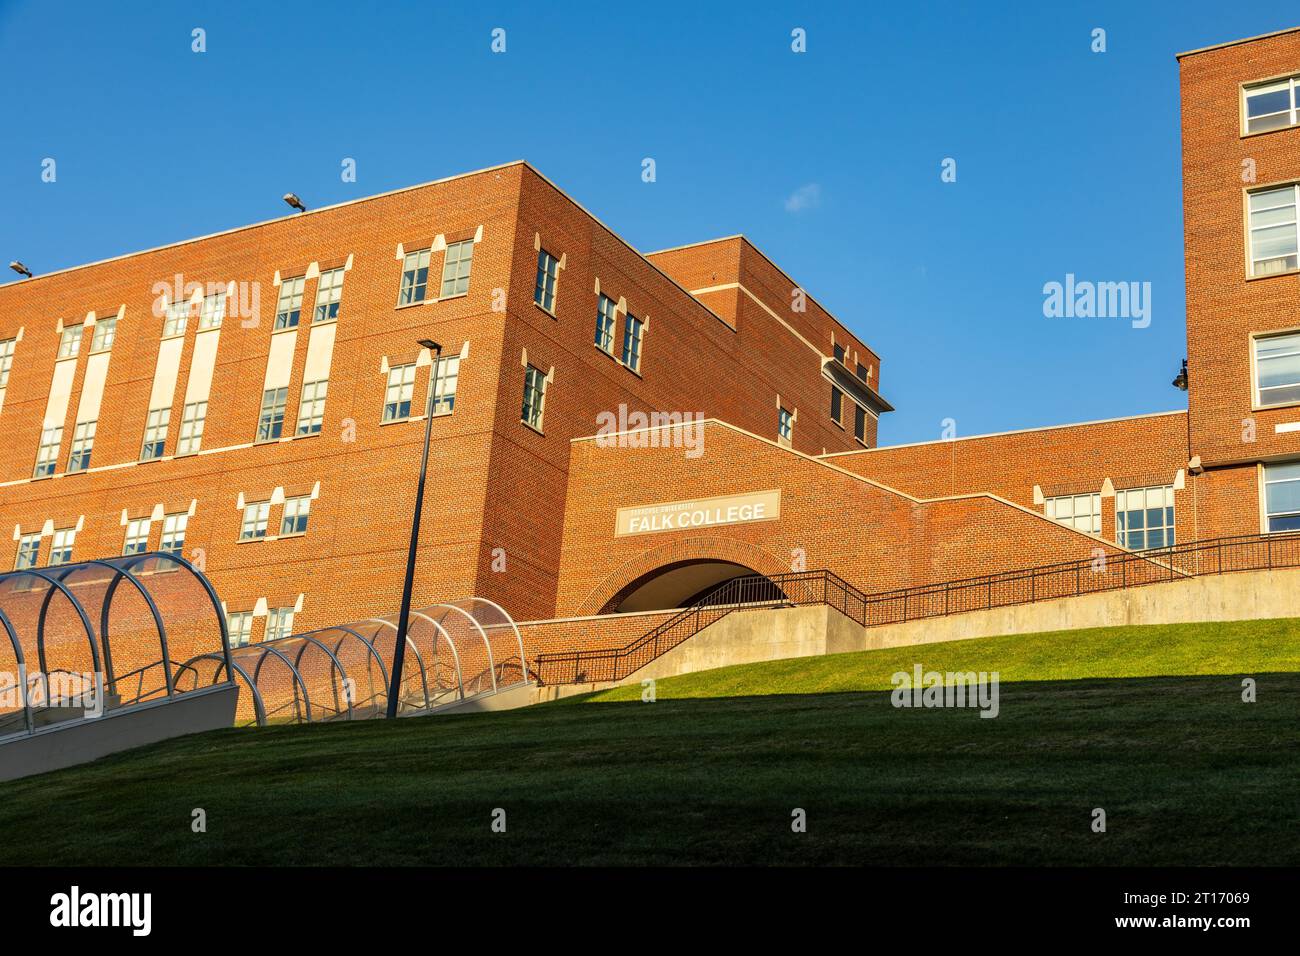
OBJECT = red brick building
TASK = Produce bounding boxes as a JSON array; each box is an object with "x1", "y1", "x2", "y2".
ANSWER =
[{"x1": 2, "y1": 26, "x2": 1299, "y2": 653}]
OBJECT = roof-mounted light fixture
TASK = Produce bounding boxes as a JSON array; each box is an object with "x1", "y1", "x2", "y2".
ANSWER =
[
  {"x1": 282, "y1": 193, "x2": 306, "y2": 213},
  {"x1": 9, "y1": 261, "x2": 32, "y2": 278}
]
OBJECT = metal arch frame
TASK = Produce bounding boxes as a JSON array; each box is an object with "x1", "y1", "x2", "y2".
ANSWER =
[
  {"x1": 285, "y1": 633, "x2": 355, "y2": 721},
  {"x1": 174, "y1": 652, "x2": 268, "y2": 726},
  {"x1": 361, "y1": 618, "x2": 433, "y2": 709},
  {"x1": 0, "y1": 606, "x2": 33, "y2": 735},
  {"x1": 428, "y1": 603, "x2": 497, "y2": 694},
  {"x1": 245, "y1": 642, "x2": 315, "y2": 723},
  {"x1": 116, "y1": 551, "x2": 234, "y2": 683},
  {"x1": 17, "y1": 568, "x2": 101, "y2": 681},
  {"x1": 412, "y1": 610, "x2": 464, "y2": 700},
  {"x1": 67, "y1": 558, "x2": 174, "y2": 699},
  {"x1": 316, "y1": 624, "x2": 394, "y2": 713},
  {"x1": 453, "y1": 596, "x2": 528, "y2": 685}
]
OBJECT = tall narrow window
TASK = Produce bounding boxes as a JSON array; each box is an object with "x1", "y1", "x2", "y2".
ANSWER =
[
  {"x1": 1116, "y1": 485, "x2": 1175, "y2": 551},
  {"x1": 67, "y1": 420, "x2": 96, "y2": 472},
  {"x1": 274, "y1": 276, "x2": 305, "y2": 330},
  {"x1": 1264, "y1": 461, "x2": 1300, "y2": 532},
  {"x1": 15, "y1": 533, "x2": 40, "y2": 571},
  {"x1": 833, "y1": 343, "x2": 845, "y2": 364},
  {"x1": 257, "y1": 387, "x2": 288, "y2": 441},
  {"x1": 1248, "y1": 185, "x2": 1299, "y2": 277},
  {"x1": 383, "y1": 363, "x2": 416, "y2": 421},
  {"x1": 534, "y1": 248, "x2": 560, "y2": 312},
  {"x1": 49, "y1": 528, "x2": 75, "y2": 566},
  {"x1": 141, "y1": 408, "x2": 170, "y2": 460},
  {"x1": 123, "y1": 518, "x2": 150, "y2": 555},
  {"x1": 281, "y1": 496, "x2": 311, "y2": 535},
  {"x1": 1254, "y1": 331, "x2": 1300, "y2": 407},
  {"x1": 240, "y1": 501, "x2": 270, "y2": 540},
  {"x1": 594, "y1": 294, "x2": 616, "y2": 353},
  {"x1": 830, "y1": 386, "x2": 843, "y2": 424},
  {"x1": 313, "y1": 267, "x2": 344, "y2": 322},
  {"x1": 1245, "y1": 75, "x2": 1299, "y2": 134},
  {"x1": 58, "y1": 327, "x2": 81, "y2": 359},
  {"x1": 265, "y1": 607, "x2": 295, "y2": 642},
  {"x1": 0, "y1": 337, "x2": 15, "y2": 408},
  {"x1": 34, "y1": 426, "x2": 62, "y2": 478},
  {"x1": 227, "y1": 611, "x2": 254, "y2": 647},
  {"x1": 90, "y1": 317, "x2": 117, "y2": 352},
  {"x1": 430, "y1": 356, "x2": 460, "y2": 415},
  {"x1": 1045, "y1": 493, "x2": 1102, "y2": 534},
  {"x1": 297, "y1": 380, "x2": 328, "y2": 435},
  {"x1": 622, "y1": 313, "x2": 643, "y2": 372},
  {"x1": 398, "y1": 249, "x2": 431, "y2": 305},
  {"x1": 854, "y1": 405, "x2": 866, "y2": 444},
  {"x1": 160, "y1": 513, "x2": 188, "y2": 556},
  {"x1": 177, "y1": 400, "x2": 207, "y2": 455},
  {"x1": 163, "y1": 299, "x2": 190, "y2": 337},
  {"x1": 440, "y1": 239, "x2": 474, "y2": 297},
  {"x1": 778, "y1": 407, "x2": 794, "y2": 444},
  {"x1": 200, "y1": 290, "x2": 227, "y2": 329},
  {"x1": 521, "y1": 364, "x2": 547, "y2": 431}
]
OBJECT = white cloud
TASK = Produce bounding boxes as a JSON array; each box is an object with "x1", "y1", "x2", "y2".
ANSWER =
[{"x1": 784, "y1": 183, "x2": 822, "y2": 213}]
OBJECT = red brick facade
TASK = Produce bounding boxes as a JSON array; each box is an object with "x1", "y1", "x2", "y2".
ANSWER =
[{"x1": 4, "y1": 28, "x2": 1300, "y2": 655}]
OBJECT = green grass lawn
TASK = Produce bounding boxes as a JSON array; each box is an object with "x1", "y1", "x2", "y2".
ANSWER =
[{"x1": 0, "y1": 619, "x2": 1296, "y2": 867}]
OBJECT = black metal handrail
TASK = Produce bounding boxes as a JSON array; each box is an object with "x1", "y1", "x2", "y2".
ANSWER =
[{"x1": 532, "y1": 531, "x2": 1300, "y2": 685}]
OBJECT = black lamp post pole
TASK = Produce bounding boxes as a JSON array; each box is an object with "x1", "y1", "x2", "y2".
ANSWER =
[{"x1": 386, "y1": 341, "x2": 440, "y2": 718}]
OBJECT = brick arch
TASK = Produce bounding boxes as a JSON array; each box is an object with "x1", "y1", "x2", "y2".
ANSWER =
[{"x1": 572, "y1": 536, "x2": 790, "y2": 617}]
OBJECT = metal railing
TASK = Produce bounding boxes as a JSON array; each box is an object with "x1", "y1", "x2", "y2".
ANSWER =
[{"x1": 532, "y1": 531, "x2": 1300, "y2": 685}]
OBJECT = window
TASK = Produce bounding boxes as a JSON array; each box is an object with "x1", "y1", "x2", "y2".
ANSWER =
[
  {"x1": 257, "y1": 387, "x2": 288, "y2": 441},
  {"x1": 160, "y1": 513, "x2": 188, "y2": 556},
  {"x1": 90, "y1": 318, "x2": 117, "y2": 352},
  {"x1": 398, "y1": 249, "x2": 431, "y2": 305},
  {"x1": 274, "y1": 276, "x2": 305, "y2": 330},
  {"x1": 313, "y1": 267, "x2": 344, "y2": 322},
  {"x1": 281, "y1": 496, "x2": 311, "y2": 535},
  {"x1": 297, "y1": 380, "x2": 328, "y2": 435},
  {"x1": 833, "y1": 343, "x2": 845, "y2": 364},
  {"x1": 123, "y1": 518, "x2": 150, "y2": 555},
  {"x1": 383, "y1": 363, "x2": 416, "y2": 421},
  {"x1": 622, "y1": 313, "x2": 643, "y2": 372},
  {"x1": 521, "y1": 364, "x2": 547, "y2": 430},
  {"x1": 67, "y1": 420, "x2": 95, "y2": 472},
  {"x1": 177, "y1": 400, "x2": 207, "y2": 455},
  {"x1": 265, "y1": 607, "x2": 295, "y2": 642},
  {"x1": 200, "y1": 291, "x2": 226, "y2": 330},
  {"x1": 1245, "y1": 75, "x2": 1299, "y2": 134},
  {"x1": 164, "y1": 299, "x2": 190, "y2": 337},
  {"x1": 854, "y1": 405, "x2": 866, "y2": 443},
  {"x1": 34, "y1": 426, "x2": 62, "y2": 478},
  {"x1": 1116, "y1": 485, "x2": 1175, "y2": 551},
  {"x1": 141, "y1": 408, "x2": 170, "y2": 460},
  {"x1": 535, "y1": 249, "x2": 560, "y2": 312},
  {"x1": 778, "y1": 407, "x2": 794, "y2": 444},
  {"x1": 1264, "y1": 461, "x2": 1300, "y2": 532},
  {"x1": 440, "y1": 240, "x2": 474, "y2": 297},
  {"x1": 57, "y1": 327, "x2": 81, "y2": 359},
  {"x1": 430, "y1": 356, "x2": 460, "y2": 415},
  {"x1": 0, "y1": 337, "x2": 14, "y2": 403},
  {"x1": 1254, "y1": 331, "x2": 1300, "y2": 407},
  {"x1": 1045, "y1": 493, "x2": 1102, "y2": 534},
  {"x1": 1248, "y1": 185, "x2": 1299, "y2": 276},
  {"x1": 830, "y1": 386, "x2": 843, "y2": 424},
  {"x1": 594, "y1": 294, "x2": 616, "y2": 353},
  {"x1": 856, "y1": 363, "x2": 869, "y2": 383},
  {"x1": 227, "y1": 611, "x2": 254, "y2": 648},
  {"x1": 15, "y1": 534, "x2": 40, "y2": 571},
  {"x1": 49, "y1": 528, "x2": 75, "y2": 566},
  {"x1": 240, "y1": 501, "x2": 270, "y2": 540}
]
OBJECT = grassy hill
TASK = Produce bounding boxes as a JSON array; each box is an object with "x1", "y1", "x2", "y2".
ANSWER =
[{"x1": 0, "y1": 618, "x2": 1296, "y2": 867}]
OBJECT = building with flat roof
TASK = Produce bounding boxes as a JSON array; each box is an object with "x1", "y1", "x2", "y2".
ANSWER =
[{"x1": 2, "y1": 26, "x2": 1300, "y2": 662}]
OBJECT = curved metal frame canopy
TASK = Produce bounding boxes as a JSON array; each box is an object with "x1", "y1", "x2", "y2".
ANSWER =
[
  {"x1": 0, "y1": 552, "x2": 231, "y2": 741},
  {"x1": 179, "y1": 596, "x2": 529, "y2": 727}
]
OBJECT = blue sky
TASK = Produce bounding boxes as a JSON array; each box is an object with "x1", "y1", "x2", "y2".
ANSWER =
[{"x1": 1, "y1": 1, "x2": 1295, "y2": 445}]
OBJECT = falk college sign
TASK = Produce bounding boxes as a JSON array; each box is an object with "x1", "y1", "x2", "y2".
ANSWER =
[{"x1": 615, "y1": 490, "x2": 781, "y2": 537}]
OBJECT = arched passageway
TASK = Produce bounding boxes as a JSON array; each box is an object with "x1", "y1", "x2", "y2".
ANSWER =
[{"x1": 601, "y1": 560, "x2": 786, "y2": 614}]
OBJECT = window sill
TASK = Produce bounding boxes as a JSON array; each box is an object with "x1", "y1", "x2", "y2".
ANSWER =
[
  {"x1": 521, "y1": 419, "x2": 545, "y2": 436},
  {"x1": 271, "y1": 323, "x2": 300, "y2": 335},
  {"x1": 831, "y1": 419, "x2": 845, "y2": 431},
  {"x1": 160, "y1": 332, "x2": 186, "y2": 342},
  {"x1": 1252, "y1": 399, "x2": 1300, "y2": 413},
  {"x1": 379, "y1": 416, "x2": 414, "y2": 427},
  {"x1": 394, "y1": 299, "x2": 427, "y2": 311},
  {"x1": 1240, "y1": 123, "x2": 1300, "y2": 140},
  {"x1": 436, "y1": 292, "x2": 468, "y2": 303},
  {"x1": 312, "y1": 316, "x2": 339, "y2": 326},
  {"x1": 1246, "y1": 267, "x2": 1300, "y2": 282},
  {"x1": 534, "y1": 302, "x2": 558, "y2": 320}
]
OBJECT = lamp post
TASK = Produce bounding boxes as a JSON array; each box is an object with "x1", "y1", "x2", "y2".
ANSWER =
[{"x1": 386, "y1": 338, "x2": 442, "y2": 718}]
